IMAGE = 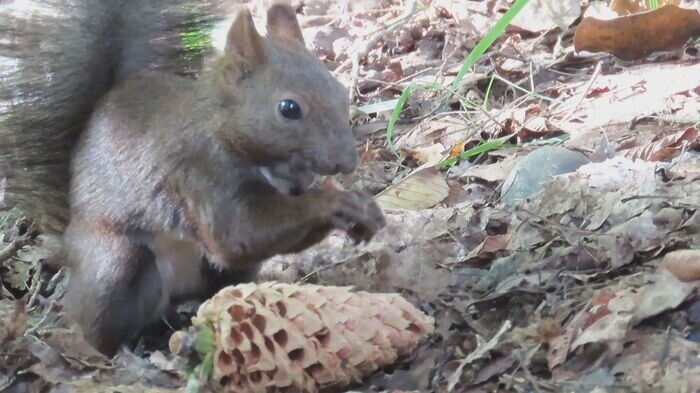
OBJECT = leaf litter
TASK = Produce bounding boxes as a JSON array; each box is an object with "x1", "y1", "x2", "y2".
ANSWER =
[{"x1": 2, "y1": 0, "x2": 700, "y2": 392}]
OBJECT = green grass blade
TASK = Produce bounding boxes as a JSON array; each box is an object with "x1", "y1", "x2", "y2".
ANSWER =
[
  {"x1": 384, "y1": 0, "x2": 530, "y2": 151},
  {"x1": 483, "y1": 74, "x2": 496, "y2": 110},
  {"x1": 385, "y1": 85, "x2": 414, "y2": 151},
  {"x1": 436, "y1": 139, "x2": 514, "y2": 169},
  {"x1": 194, "y1": 324, "x2": 215, "y2": 355},
  {"x1": 0, "y1": 207, "x2": 18, "y2": 229},
  {"x1": 450, "y1": 0, "x2": 530, "y2": 91}
]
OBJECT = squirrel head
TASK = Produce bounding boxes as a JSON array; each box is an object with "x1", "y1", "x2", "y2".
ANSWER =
[{"x1": 212, "y1": 4, "x2": 357, "y2": 195}]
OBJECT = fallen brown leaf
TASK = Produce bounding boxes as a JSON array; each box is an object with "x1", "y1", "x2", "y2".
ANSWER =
[
  {"x1": 574, "y1": 5, "x2": 700, "y2": 60},
  {"x1": 375, "y1": 167, "x2": 449, "y2": 210},
  {"x1": 658, "y1": 249, "x2": 700, "y2": 282},
  {"x1": 460, "y1": 154, "x2": 519, "y2": 183},
  {"x1": 619, "y1": 126, "x2": 698, "y2": 162}
]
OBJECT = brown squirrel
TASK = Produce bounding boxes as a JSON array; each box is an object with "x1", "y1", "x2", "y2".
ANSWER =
[{"x1": 0, "y1": 1, "x2": 385, "y2": 355}]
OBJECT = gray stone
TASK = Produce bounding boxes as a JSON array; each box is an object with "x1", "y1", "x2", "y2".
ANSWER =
[{"x1": 501, "y1": 146, "x2": 590, "y2": 206}]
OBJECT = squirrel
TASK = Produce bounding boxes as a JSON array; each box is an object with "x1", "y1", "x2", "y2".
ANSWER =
[{"x1": 0, "y1": 0, "x2": 385, "y2": 356}]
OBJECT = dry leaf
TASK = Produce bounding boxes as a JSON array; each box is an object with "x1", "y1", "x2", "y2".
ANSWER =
[
  {"x1": 574, "y1": 5, "x2": 700, "y2": 60},
  {"x1": 375, "y1": 168, "x2": 449, "y2": 210},
  {"x1": 448, "y1": 140, "x2": 467, "y2": 158},
  {"x1": 571, "y1": 288, "x2": 638, "y2": 350},
  {"x1": 446, "y1": 320, "x2": 511, "y2": 391},
  {"x1": 632, "y1": 269, "x2": 698, "y2": 323},
  {"x1": 610, "y1": 0, "x2": 681, "y2": 15},
  {"x1": 510, "y1": 0, "x2": 581, "y2": 32},
  {"x1": 658, "y1": 249, "x2": 700, "y2": 282},
  {"x1": 619, "y1": 127, "x2": 698, "y2": 161},
  {"x1": 409, "y1": 144, "x2": 447, "y2": 167},
  {"x1": 460, "y1": 154, "x2": 519, "y2": 183}
]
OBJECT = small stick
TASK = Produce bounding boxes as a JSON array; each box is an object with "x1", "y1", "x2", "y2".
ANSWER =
[
  {"x1": 0, "y1": 237, "x2": 29, "y2": 264},
  {"x1": 335, "y1": 0, "x2": 422, "y2": 75},
  {"x1": 560, "y1": 61, "x2": 602, "y2": 123}
]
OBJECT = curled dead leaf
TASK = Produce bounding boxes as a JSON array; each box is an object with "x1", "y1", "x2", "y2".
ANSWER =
[
  {"x1": 658, "y1": 249, "x2": 700, "y2": 282},
  {"x1": 574, "y1": 5, "x2": 700, "y2": 60},
  {"x1": 619, "y1": 127, "x2": 698, "y2": 162}
]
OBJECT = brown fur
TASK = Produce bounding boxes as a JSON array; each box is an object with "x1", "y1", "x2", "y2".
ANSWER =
[{"x1": 62, "y1": 4, "x2": 385, "y2": 355}]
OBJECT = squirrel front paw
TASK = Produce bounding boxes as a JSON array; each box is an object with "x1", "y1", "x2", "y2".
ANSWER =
[{"x1": 326, "y1": 191, "x2": 386, "y2": 243}]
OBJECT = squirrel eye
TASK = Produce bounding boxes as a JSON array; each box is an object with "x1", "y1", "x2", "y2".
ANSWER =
[{"x1": 278, "y1": 99, "x2": 302, "y2": 120}]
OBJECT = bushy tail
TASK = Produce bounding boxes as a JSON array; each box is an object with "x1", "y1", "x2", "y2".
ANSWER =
[{"x1": 0, "y1": 0, "x2": 232, "y2": 234}]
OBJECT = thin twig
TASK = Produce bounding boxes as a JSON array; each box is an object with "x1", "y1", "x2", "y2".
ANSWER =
[
  {"x1": 25, "y1": 261, "x2": 43, "y2": 311},
  {"x1": 335, "y1": 0, "x2": 422, "y2": 75},
  {"x1": 24, "y1": 300, "x2": 58, "y2": 337},
  {"x1": 560, "y1": 61, "x2": 602, "y2": 123},
  {"x1": 0, "y1": 236, "x2": 29, "y2": 264},
  {"x1": 301, "y1": 6, "x2": 404, "y2": 23}
]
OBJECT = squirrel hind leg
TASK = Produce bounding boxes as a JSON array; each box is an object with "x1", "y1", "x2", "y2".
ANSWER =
[{"x1": 62, "y1": 219, "x2": 165, "y2": 356}]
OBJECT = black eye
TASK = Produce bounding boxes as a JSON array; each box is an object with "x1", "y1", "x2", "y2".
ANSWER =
[{"x1": 278, "y1": 99, "x2": 302, "y2": 120}]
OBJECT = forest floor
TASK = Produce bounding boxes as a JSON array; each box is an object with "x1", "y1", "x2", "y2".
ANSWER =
[{"x1": 2, "y1": 0, "x2": 700, "y2": 392}]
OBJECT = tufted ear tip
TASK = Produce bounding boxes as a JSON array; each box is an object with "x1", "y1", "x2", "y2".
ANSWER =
[
  {"x1": 266, "y1": 3, "x2": 305, "y2": 44},
  {"x1": 225, "y1": 8, "x2": 266, "y2": 66}
]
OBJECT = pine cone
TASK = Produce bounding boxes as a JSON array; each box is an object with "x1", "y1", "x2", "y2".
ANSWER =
[{"x1": 170, "y1": 282, "x2": 434, "y2": 393}]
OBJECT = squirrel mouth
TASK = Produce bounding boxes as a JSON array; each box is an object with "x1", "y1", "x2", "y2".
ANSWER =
[{"x1": 259, "y1": 165, "x2": 317, "y2": 196}]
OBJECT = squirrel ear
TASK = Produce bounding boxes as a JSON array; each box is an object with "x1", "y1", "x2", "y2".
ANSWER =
[
  {"x1": 266, "y1": 3, "x2": 305, "y2": 45},
  {"x1": 225, "y1": 9, "x2": 266, "y2": 65}
]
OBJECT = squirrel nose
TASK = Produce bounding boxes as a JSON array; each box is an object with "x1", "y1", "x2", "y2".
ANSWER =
[
  {"x1": 317, "y1": 128, "x2": 358, "y2": 175},
  {"x1": 336, "y1": 148, "x2": 357, "y2": 174}
]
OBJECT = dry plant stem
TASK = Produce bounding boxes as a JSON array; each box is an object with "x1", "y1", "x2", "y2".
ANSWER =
[
  {"x1": 24, "y1": 300, "x2": 59, "y2": 337},
  {"x1": 516, "y1": 207, "x2": 599, "y2": 237},
  {"x1": 335, "y1": 0, "x2": 420, "y2": 75},
  {"x1": 471, "y1": 101, "x2": 508, "y2": 130},
  {"x1": 0, "y1": 236, "x2": 29, "y2": 264},
  {"x1": 620, "y1": 194, "x2": 684, "y2": 203},
  {"x1": 44, "y1": 267, "x2": 66, "y2": 294},
  {"x1": 659, "y1": 325, "x2": 672, "y2": 366},
  {"x1": 26, "y1": 261, "x2": 43, "y2": 311},
  {"x1": 559, "y1": 61, "x2": 602, "y2": 123},
  {"x1": 666, "y1": 140, "x2": 692, "y2": 181},
  {"x1": 513, "y1": 348, "x2": 545, "y2": 393},
  {"x1": 349, "y1": 51, "x2": 361, "y2": 102},
  {"x1": 299, "y1": 256, "x2": 353, "y2": 283},
  {"x1": 369, "y1": 64, "x2": 447, "y2": 97},
  {"x1": 434, "y1": 296, "x2": 492, "y2": 337},
  {"x1": 302, "y1": 6, "x2": 405, "y2": 22},
  {"x1": 526, "y1": 30, "x2": 550, "y2": 56}
]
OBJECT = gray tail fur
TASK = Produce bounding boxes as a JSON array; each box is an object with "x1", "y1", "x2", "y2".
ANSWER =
[{"x1": 0, "y1": 0, "x2": 233, "y2": 233}]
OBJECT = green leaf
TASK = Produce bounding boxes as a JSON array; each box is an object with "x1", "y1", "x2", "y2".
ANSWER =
[
  {"x1": 200, "y1": 353, "x2": 213, "y2": 379},
  {"x1": 194, "y1": 324, "x2": 215, "y2": 355},
  {"x1": 384, "y1": 0, "x2": 531, "y2": 150},
  {"x1": 385, "y1": 85, "x2": 415, "y2": 151}
]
